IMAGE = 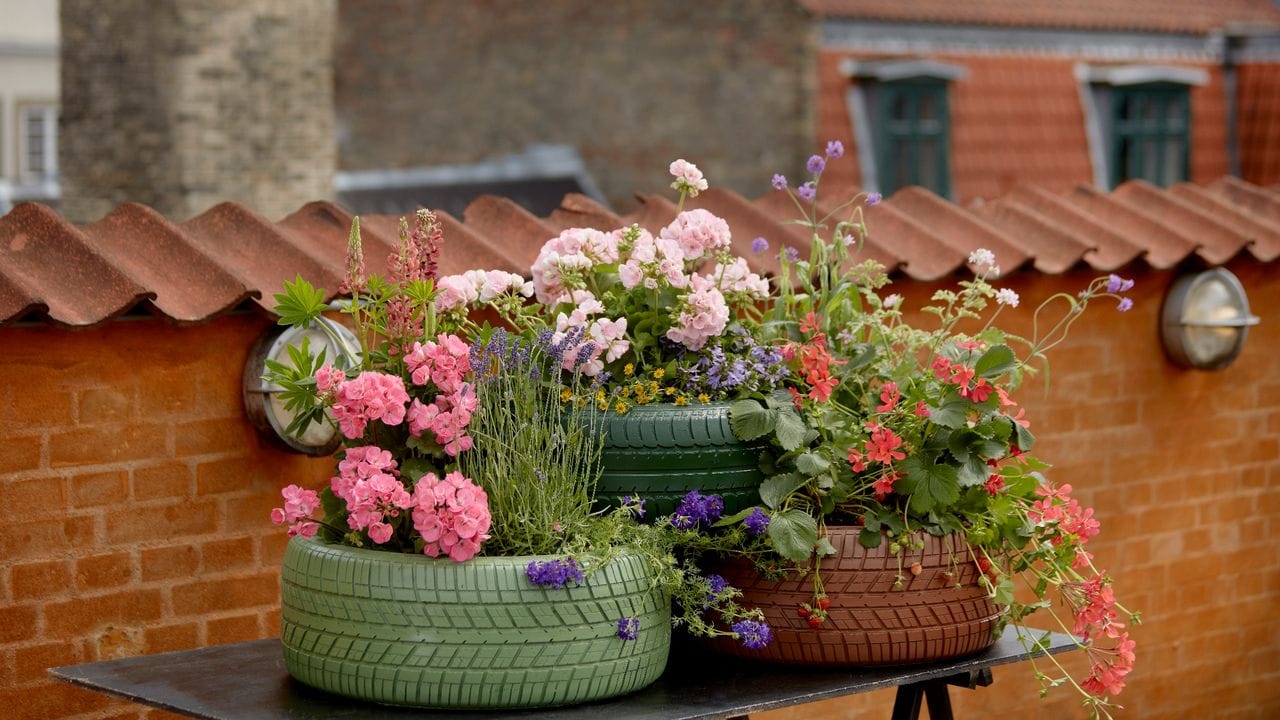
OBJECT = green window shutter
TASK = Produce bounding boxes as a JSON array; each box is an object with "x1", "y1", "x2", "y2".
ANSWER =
[
  {"x1": 874, "y1": 80, "x2": 951, "y2": 198},
  {"x1": 1109, "y1": 83, "x2": 1190, "y2": 188}
]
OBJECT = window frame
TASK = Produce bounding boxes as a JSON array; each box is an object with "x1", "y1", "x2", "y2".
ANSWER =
[
  {"x1": 16, "y1": 101, "x2": 58, "y2": 182},
  {"x1": 1106, "y1": 83, "x2": 1191, "y2": 189}
]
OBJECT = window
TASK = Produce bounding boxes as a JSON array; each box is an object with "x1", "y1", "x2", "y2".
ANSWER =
[
  {"x1": 1109, "y1": 85, "x2": 1189, "y2": 188},
  {"x1": 19, "y1": 104, "x2": 57, "y2": 181},
  {"x1": 1076, "y1": 65, "x2": 1205, "y2": 190},
  {"x1": 842, "y1": 59, "x2": 965, "y2": 199}
]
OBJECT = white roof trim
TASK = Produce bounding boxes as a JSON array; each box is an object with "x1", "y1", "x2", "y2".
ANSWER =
[
  {"x1": 1074, "y1": 64, "x2": 1209, "y2": 86},
  {"x1": 839, "y1": 58, "x2": 968, "y2": 82}
]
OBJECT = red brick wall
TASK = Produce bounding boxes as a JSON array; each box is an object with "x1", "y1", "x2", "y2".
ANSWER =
[
  {"x1": 762, "y1": 261, "x2": 1280, "y2": 719},
  {"x1": 0, "y1": 314, "x2": 331, "y2": 720},
  {"x1": 2, "y1": 263, "x2": 1278, "y2": 719}
]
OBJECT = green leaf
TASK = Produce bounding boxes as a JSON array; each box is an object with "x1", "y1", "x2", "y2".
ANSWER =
[
  {"x1": 957, "y1": 456, "x2": 988, "y2": 487},
  {"x1": 859, "y1": 527, "x2": 883, "y2": 548},
  {"x1": 993, "y1": 576, "x2": 1016, "y2": 605},
  {"x1": 1013, "y1": 422, "x2": 1036, "y2": 452},
  {"x1": 759, "y1": 472, "x2": 808, "y2": 510},
  {"x1": 930, "y1": 394, "x2": 970, "y2": 429},
  {"x1": 766, "y1": 509, "x2": 819, "y2": 563},
  {"x1": 795, "y1": 451, "x2": 831, "y2": 477},
  {"x1": 774, "y1": 409, "x2": 808, "y2": 451},
  {"x1": 815, "y1": 536, "x2": 838, "y2": 558},
  {"x1": 712, "y1": 506, "x2": 758, "y2": 528},
  {"x1": 975, "y1": 344, "x2": 1017, "y2": 379},
  {"x1": 729, "y1": 399, "x2": 776, "y2": 441},
  {"x1": 899, "y1": 456, "x2": 960, "y2": 514},
  {"x1": 273, "y1": 275, "x2": 328, "y2": 328},
  {"x1": 399, "y1": 457, "x2": 434, "y2": 482}
]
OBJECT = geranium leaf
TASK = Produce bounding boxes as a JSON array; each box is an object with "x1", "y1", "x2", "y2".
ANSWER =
[
  {"x1": 767, "y1": 509, "x2": 819, "y2": 563},
  {"x1": 729, "y1": 399, "x2": 776, "y2": 441},
  {"x1": 900, "y1": 456, "x2": 960, "y2": 514},
  {"x1": 957, "y1": 456, "x2": 988, "y2": 487},
  {"x1": 795, "y1": 451, "x2": 831, "y2": 476},
  {"x1": 759, "y1": 472, "x2": 808, "y2": 510},
  {"x1": 975, "y1": 344, "x2": 1017, "y2": 379},
  {"x1": 929, "y1": 396, "x2": 970, "y2": 429},
  {"x1": 774, "y1": 409, "x2": 808, "y2": 451},
  {"x1": 1013, "y1": 422, "x2": 1036, "y2": 451}
]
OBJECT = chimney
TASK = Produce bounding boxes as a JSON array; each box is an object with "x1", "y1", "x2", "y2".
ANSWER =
[{"x1": 59, "y1": 0, "x2": 336, "y2": 222}]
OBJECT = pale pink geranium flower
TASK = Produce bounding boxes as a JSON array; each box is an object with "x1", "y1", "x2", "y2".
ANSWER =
[
  {"x1": 530, "y1": 228, "x2": 617, "y2": 303},
  {"x1": 433, "y1": 273, "x2": 481, "y2": 312},
  {"x1": 660, "y1": 209, "x2": 732, "y2": 260},
  {"x1": 404, "y1": 333, "x2": 470, "y2": 394},
  {"x1": 665, "y1": 273, "x2": 730, "y2": 351},
  {"x1": 710, "y1": 257, "x2": 769, "y2": 299},
  {"x1": 669, "y1": 159, "x2": 709, "y2": 196},
  {"x1": 618, "y1": 228, "x2": 687, "y2": 290}
]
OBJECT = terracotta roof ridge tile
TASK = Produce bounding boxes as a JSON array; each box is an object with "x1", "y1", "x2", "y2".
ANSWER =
[
  {"x1": 1111, "y1": 180, "x2": 1254, "y2": 265},
  {"x1": 972, "y1": 199, "x2": 1091, "y2": 274},
  {"x1": 862, "y1": 201, "x2": 970, "y2": 280},
  {"x1": 887, "y1": 187, "x2": 1033, "y2": 275},
  {"x1": 1169, "y1": 184, "x2": 1280, "y2": 262},
  {"x1": 1003, "y1": 185, "x2": 1145, "y2": 271},
  {"x1": 547, "y1": 193, "x2": 622, "y2": 232},
  {"x1": 1066, "y1": 184, "x2": 1196, "y2": 269},
  {"x1": 462, "y1": 195, "x2": 556, "y2": 272}
]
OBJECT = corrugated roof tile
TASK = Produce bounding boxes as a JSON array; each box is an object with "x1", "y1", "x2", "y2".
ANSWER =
[{"x1": 2, "y1": 178, "x2": 1277, "y2": 328}]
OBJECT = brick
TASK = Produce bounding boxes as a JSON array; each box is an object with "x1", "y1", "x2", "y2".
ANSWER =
[
  {"x1": 195, "y1": 457, "x2": 255, "y2": 495},
  {"x1": 171, "y1": 573, "x2": 278, "y2": 616},
  {"x1": 259, "y1": 531, "x2": 290, "y2": 565},
  {"x1": 49, "y1": 422, "x2": 168, "y2": 468},
  {"x1": 9, "y1": 388, "x2": 74, "y2": 429},
  {"x1": 132, "y1": 461, "x2": 193, "y2": 501},
  {"x1": 91, "y1": 625, "x2": 145, "y2": 661},
  {"x1": 202, "y1": 536, "x2": 255, "y2": 573},
  {"x1": 0, "y1": 476, "x2": 66, "y2": 520},
  {"x1": 146, "y1": 709, "x2": 194, "y2": 720},
  {"x1": 0, "y1": 517, "x2": 95, "y2": 563},
  {"x1": 77, "y1": 386, "x2": 134, "y2": 425},
  {"x1": 144, "y1": 623, "x2": 201, "y2": 654},
  {"x1": 0, "y1": 681, "x2": 115, "y2": 719},
  {"x1": 140, "y1": 544, "x2": 199, "y2": 582},
  {"x1": 105, "y1": 500, "x2": 217, "y2": 545},
  {"x1": 43, "y1": 589, "x2": 164, "y2": 639},
  {"x1": 175, "y1": 418, "x2": 256, "y2": 457},
  {"x1": 14, "y1": 641, "x2": 80, "y2": 684},
  {"x1": 0, "y1": 435, "x2": 42, "y2": 473},
  {"x1": 263, "y1": 607, "x2": 281, "y2": 636},
  {"x1": 136, "y1": 370, "x2": 197, "y2": 417},
  {"x1": 11, "y1": 559, "x2": 72, "y2": 600},
  {"x1": 75, "y1": 551, "x2": 135, "y2": 590},
  {"x1": 69, "y1": 469, "x2": 128, "y2": 508},
  {"x1": 0, "y1": 605, "x2": 39, "y2": 643},
  {"x1": 206, "y1": 613, "x2": 260, "y2": 644}
]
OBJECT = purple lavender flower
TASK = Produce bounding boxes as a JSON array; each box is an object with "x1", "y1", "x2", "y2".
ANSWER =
[
  {"x1": 784, "y1": 246, "x2": 800, "y2": 263},
  {"x1": 525, "y1": 558, "x2": 585, "y2": 589},
  {"x1": 797, "y1": 182, "x2": 816, "y2": 202},
  {"x1": 806, "y1": 155, "x2": 826, "y2": 174},
  {"x1": 1117, "y1": 298, "x2": 1134, "y2": 312},
  {"x1": 573, "y1": 341, "x2": 597, "y2": 371},
  {"x1": 825, "y1": 140, "x2": 845, "y2": 159},
  {"x1": 1107, "y1": 274, "x2": 1135, "y2": 293},
  {"x1": 751, "y1": 236, "x2": 769, "y2": 254},
  {"x1": 732, "y1": 620, "x2": 773, "y2": 650},
  {"x1": 866, "y1": 192, "x2": 883, "y2": 206},
  {"x1": 743, "y1": 507, "x2": 770, "y2": 536},
  {"x1": 671, "y1": 490, "x2": 725, "y2": 530},
  {"x1": 617, "y1": 617, "x2": 639, "y2": 641},
  {"x1": 771, "y1": 174, "x2": 787, "y2": 190}
]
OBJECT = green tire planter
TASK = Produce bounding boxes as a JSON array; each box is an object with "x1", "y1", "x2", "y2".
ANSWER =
[
  {"x1": 280, "y1": 537, "x2": 672, "y2": 709},
  {"x1": 588, "y1": 400, "x2": 768, "y2": 518}
]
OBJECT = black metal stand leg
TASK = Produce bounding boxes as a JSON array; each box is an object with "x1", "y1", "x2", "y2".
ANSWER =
[
  {"x1": 890, "y1": 683, "x2": 924, "y2": 720},
  {"x1": 924, "y1": 682, "x2": 954, "y2": 720}
]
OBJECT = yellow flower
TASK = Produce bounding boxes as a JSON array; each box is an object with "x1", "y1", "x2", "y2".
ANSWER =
[
  {"x1": 648, "y1": 381, "x2": 659, "y2": 394},
  {"x1": 560, "y1": 388, "x2": 573, "y2": 404},
  {"x1": 653, "y1": 368, "x2": 666, "y2": 379},
  {"x1": 665, "y1": 387, "x2": 676, "y2": 396},
  {"x1": 597, "y1": 399, "x2": 609, "y2": 411},
  {"x1": 624, "y1": 363, "x2": 635, "y2": 377},
  {"x1": 595, "y1": 389, "x2": 606, "y2": 402},
  {"x1": 674, "y1": 395, "x2": 688, "y2": 406},
  {"x1": 698, "y1": 393, "x2": 711, "y2": 404},
  {"x1": 621, "y1": 385, "x2": 631, "y2": 397},
  {"x1": 615, "y1": 400, "x2": 629, "y2": 414}
]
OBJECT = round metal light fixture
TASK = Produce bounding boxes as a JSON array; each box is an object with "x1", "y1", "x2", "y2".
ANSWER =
[
  {"x1": 1160, "y1": 268, "x2": 1259, "y2": 370},
  {"x1": 243, "y1": 317, "x2": 361, "y2": 455}
]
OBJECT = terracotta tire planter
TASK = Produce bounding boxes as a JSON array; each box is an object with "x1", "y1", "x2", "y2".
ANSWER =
[
  {"x1": 708, "y1": 525, "x2": 1001, "y2": 666},
  {"x1": 280, "y1": 537, "x2": 671, "y2": 709},
  {"x1": 587, "y1": 401, "x2": 767, "y2": 518}
]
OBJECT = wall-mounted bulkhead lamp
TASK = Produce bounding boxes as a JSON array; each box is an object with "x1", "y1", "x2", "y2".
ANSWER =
[
  {"x1": 243, "y1": 317, "x2": 361, "y2": 455},
  {"x1": 1160, "y1": 268, "x2": 1259, "y2": 370}
]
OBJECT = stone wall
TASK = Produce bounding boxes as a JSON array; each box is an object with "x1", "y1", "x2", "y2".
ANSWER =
[
  {"x1": 59, "y1": 0, "x2": 336, "y2": 222},
  {"x1": 335, "y1": 0, "x2": 816, "y2": 210}
]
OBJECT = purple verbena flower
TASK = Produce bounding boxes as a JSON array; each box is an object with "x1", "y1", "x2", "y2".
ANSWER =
[
  {"x1": 784, "y1": 246, "x2": 800, "y2": 263},
  {"x1": 771, "y1": 174, "x2": 787, "y2": 190},
  {"x1": 743, "y1": 507, "x2": 770, "y2": 536},
  {"x1": 732, "y1": 620, "x2": 773, "y2": 650},
  {"x1": 525, "y1": 558, "x2": 585, "y2": 589},
  {"x1": 1107, "y1": 274, "x2": 1135, "y2": 293},
  {"x1": 797, "y1": 182, "x2": 817, "y2": 202},
  {"x1": 703, "y1": 574, "x2": 732, "y2": 608},
  {"x1": 751, "y1": 236, "x2": 769, "y2": 254},
  {"x1": 865, "y1": 192, "x2": 883, "y2": 206},
  {"x1": 1117, "y1": 298, "x2": 1134, "y2": 312},
  {"x1": 620, "y1": 495, "x2": 646, "y2": 518},
  {"x1": 671, "y1": 490, "x2": 724, "y2": 530},
  {"x1": 825, "y1": 140, "x2": 845, "y2": 159},
  {"x1": 617, "y1": 617, "x2": 639, "y2": 641},
  {"x1": 807, "y1": 155, "x2": 826, "y2": 174}
]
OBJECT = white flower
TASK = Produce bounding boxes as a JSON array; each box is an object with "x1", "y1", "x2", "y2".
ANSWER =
[
  {"x1": 669, "y1": 159, "x2": 708, "y2": 196},
  {"x1": 995, "y1": 288, "x2": 1020, "y2": 307},
  {"x1": 968, "y1": 248, "x2": 996, "y2": 269},
  {"x1": 883, "y1": 293, "x2": 902, "y2": 309}
]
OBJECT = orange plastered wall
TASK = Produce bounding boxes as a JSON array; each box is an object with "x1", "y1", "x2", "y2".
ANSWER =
[
  {"x1": 0, "y1": 314, "x2": 332, "y2": 720},
  {"x1": 762, "y1": 261, "x2": 1280, "y2": 719}
]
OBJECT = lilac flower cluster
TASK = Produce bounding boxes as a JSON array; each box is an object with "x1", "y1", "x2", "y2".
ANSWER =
[
  {"x1": 732, "y1": 619, "x2": 774, "y2": 650},
  {"x1": 671, "y1": 490, "x2": 724, "y2": 530},
  {"x1": 743, "y1": 507, "x2": 770, "y2": 536},
  {"x1": 678, "y1": 328, "x2": 787, "y2": 396},
  {"x1": 525, "y1": 558, "x2": 585, "y2": 589},
  {"x1": 616, "y1": 617, "x2": 639, "y2": 641}
]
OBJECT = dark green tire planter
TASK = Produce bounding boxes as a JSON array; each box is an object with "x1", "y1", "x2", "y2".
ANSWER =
[
  {"x1": 588, "y1": 400, "x2": 768, "y2": 518},
  {"x1": 280, "y1": 537, "x2": 671, "y2": 709}
]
